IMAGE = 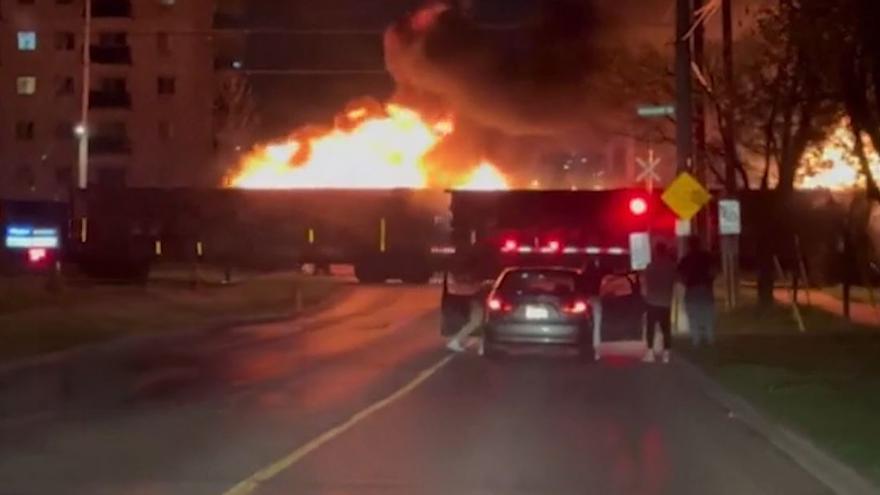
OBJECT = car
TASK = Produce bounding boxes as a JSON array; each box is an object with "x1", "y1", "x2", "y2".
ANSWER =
[{"x1": 479, "y1": 266, "x2": 595, "y2": 360}]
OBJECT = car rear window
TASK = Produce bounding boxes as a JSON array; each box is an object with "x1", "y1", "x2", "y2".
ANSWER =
[{"x1": 497, "y1": 270, "x2": 578, "y2": 296}]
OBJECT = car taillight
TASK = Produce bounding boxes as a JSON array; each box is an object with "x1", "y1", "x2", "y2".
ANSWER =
[
  {"x1": 487, "y1": 297, "x2": 512, "y2": 312},
  {"x1": 501, "y1": 239, "x2": 518, "y2": 253},
  {"x1": 629, "y1": 197, "x2": 648, "y2": 216},
  {"x1": 563, "y1": 299, "x2": 589, "y2": 314}
]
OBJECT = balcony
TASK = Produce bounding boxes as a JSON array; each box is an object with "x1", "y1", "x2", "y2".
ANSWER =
[
  {"x1": 91, "y1": 0, "x2": 132, "y2": 18},
  {"x1": 89, "y1": 136, "x2": 132, "y2": 155},
  {"x1": 90, "y1": 45, "x2": 131, "y2": 65},
  {"x1": 89, "y1": 91, "x2": 132, "y2": 109}
]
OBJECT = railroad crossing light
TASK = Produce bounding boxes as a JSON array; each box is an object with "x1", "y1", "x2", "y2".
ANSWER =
[{"x1": 629, "y1": 197, "x2": 648, "y2": 216}]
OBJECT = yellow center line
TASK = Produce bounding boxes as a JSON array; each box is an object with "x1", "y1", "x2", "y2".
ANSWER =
[{"x1": 221, "y1": 354, "x2": 455, "y2": 495}]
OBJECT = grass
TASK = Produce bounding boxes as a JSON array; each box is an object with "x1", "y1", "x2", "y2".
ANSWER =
[
  {"x1": 821, "y1": 285, "x2": 879, "y2": 305},
  {"x1": 682, "y1": 288, "x2": 880, "y2": 484},
  {"x1": 0, "y1": 265, "x2": 341, "y2": 362}
]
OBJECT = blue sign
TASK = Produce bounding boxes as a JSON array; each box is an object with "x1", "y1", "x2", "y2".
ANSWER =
[{"x1": 5, "y1": 225, "x2": 60, "y2": 249}]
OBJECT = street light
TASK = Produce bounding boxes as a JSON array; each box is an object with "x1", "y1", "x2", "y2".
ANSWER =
[{"x1": 74, "y1": 123, "x2": 87, "y2": 137}]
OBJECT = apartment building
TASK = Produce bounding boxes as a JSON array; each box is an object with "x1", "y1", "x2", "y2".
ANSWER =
[{"x1": 0, "y1": 0, "x2": 223, "y2": 200}]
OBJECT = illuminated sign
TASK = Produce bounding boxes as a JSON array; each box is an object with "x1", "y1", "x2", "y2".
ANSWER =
[{"x1": 4, "y1": 225, "x2": 60, "y2": 249}]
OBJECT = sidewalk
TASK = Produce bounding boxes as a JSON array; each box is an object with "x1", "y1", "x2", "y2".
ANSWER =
[{"x1": 774, "y1": 287, "x2": 880, "y2": 326}]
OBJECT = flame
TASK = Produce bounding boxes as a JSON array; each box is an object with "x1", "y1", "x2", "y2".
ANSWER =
[
  {"x1": 228, "y1": 103, "x2": 508, "y2": 191},
  {"x1": 454, "y1": 161, "x2": 509, "y2": 190},
  {"x1": 798, "y1": 119, "x2": 880, "y2": 190}
]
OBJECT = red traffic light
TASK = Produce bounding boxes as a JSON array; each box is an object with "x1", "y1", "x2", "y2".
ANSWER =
[{"x1": 629, "y1": 197, "x2": 648, "y2": 216}]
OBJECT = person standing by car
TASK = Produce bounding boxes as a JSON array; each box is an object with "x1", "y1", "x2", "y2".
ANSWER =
[
  {"x1": 642, "y1": 242, "x2": 676, "y2": 363},
  {"x1": 445, "y1": 273, "x2": 490, "y2": 352},
  {"x1": 580, "y1": 259, "x2": 609, "y2": 361},
  {"x1": 678, "y1": 236, "x2": 717, "y2": 347}
]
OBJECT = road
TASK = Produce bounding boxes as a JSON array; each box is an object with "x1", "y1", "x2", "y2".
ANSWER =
[{"x1": 0, "y1": 284, "x2": 831, "y2": 495}]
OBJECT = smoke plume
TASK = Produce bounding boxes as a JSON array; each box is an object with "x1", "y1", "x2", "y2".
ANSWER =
[{"x1": 384, "y1": 1, "x2": 605, "y2": 138}]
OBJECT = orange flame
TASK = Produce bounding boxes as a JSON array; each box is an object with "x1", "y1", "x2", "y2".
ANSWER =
[
  {"x1": 228, "y1": 103, "x2": 508, "y2": 191},
  {"x1": 798, "y1": 119, "x2": 880, "y2": 190}
]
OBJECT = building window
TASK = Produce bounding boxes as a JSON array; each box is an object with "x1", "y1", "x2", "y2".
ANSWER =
[
  {"x1": 54, "y1": 32, "x2": 75, "y2": 51},
  {"x1": 55, "y1": 121, "x2": 73, "y2": 139},
  {"x1": 17, "y1": 31, "x2": 37, "y2": 51},
  {"x1": 16, "y1": 76, "x2": 37, "y2": 95},
  {"x1": 157, "y1": 32, "x2": 171, "y2": 55},
  {"x1": 98, "y1": 31, "x2": 128, "y2": 47},
  {"x1": 158, "y1": 121, "x2": 173, "y2": 140},
  {"x1": 16, "y1": 121, "x2": 35, "y2": 140},
  {"x1": 55, "y1": 76, "x2": 75, "y2": 96},
  {"x1": 157, "y1": 76, "x2": 175, "y2": 95}
]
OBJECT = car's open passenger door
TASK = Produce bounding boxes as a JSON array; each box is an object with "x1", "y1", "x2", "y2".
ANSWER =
[{"x1": 599, "y1": 272, "x2": 646, "y2": 342}]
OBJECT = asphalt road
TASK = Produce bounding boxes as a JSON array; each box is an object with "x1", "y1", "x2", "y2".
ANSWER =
[{"x1": 0, "y1": 284, "x2": 831, "y2": 495}]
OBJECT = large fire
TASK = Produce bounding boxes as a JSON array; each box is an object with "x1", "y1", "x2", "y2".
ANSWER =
[
  {"x1": 798, "y1": 119, "x2": 880, "y2": 190},
  {"x1": 228, "y1": 103, "x2": 508, "y2": 191}
]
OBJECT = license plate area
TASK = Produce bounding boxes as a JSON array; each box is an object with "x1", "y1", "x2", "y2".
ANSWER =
[{"x1": 525, "y1": 305, "x2": 549, "y2": 320}]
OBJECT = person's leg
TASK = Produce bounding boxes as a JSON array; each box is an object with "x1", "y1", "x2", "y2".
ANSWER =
[
  {"x1": 684, "y1": 291, "x2": 702, "y2": 347},
  {"x1": 448, "y1": 300, "x2": 483, "y2": 351},
  {"x1": 590, "y1": 296, "x2": 602, "y2": 359},
  {"x1": 700, "y1": 288, "x2": 716, "y2": 345},
  {"x1": 645, "y1": 305, "x2": 659, "y2": 350},
  {"x1": 659, "y1": 305, "x2": 672, "y2": 350}
]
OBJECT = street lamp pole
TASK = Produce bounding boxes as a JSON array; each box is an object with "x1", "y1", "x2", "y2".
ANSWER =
[{"x1": 77, "y1": 0, "x2": 91, "y2": 189}]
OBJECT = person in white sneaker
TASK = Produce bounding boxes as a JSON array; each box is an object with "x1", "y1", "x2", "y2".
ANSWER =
[
  {"x1": 642, "y1": 243, "x2": 676, "y2": 364},
  {"x1": 445, "y1": 274, "x2": 490, "y2": 353}
]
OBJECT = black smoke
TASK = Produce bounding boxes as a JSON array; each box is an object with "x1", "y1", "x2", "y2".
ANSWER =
[{"x1": 384, "y1": 0, "x2": 606, "y2": 137}]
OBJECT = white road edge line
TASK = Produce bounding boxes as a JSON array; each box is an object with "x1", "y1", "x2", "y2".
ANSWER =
[{"x1": 221, "y1": 354, "x2": 456, "y2": 495}]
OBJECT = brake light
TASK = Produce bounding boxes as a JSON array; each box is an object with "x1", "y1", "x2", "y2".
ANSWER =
[
  {"x1": 501, "y1": 239, "x2": 518, "y2": 253},
  {"x1": 487, "y1": 297, "x2": 512, "y2": 312},
  {"x1": 545, "y1": 240, "x2": 561, "y2": 253},
  {"x1": 629, "y1": 197, "x2": 648, "y2": 216},
  {"x1": 564, "y1": 300, "x2": 589, "y2": 314}
]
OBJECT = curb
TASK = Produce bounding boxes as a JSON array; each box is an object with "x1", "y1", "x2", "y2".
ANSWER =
[{"x1": 677, "y1": 356, "x2": 878, "y2": 495}]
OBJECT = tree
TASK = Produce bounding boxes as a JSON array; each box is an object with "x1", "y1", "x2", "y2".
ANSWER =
[{"x1": 827, "y1": 0, "x2": 880, "y2": 201}]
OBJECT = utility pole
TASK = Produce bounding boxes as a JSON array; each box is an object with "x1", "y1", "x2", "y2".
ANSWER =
[
  {"x1": 77, "y1": 0, "x2": 91, "y2": 189},
  {"x1": 692, "y1": 0, "x2": 713, "y2": 255},
  {"x1": 675, "y1": 0, "x2": 694, "y2": 175},
  {"x1": 722, "y1": 0, "x2": 736, "y2": 191}
]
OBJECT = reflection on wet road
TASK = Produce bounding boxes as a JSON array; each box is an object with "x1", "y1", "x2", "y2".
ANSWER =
[{"x1": 0, "y1": 285, "x2": 829, "y2": 495}]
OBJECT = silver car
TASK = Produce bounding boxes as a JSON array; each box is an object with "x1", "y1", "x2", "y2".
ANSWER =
[{"x1": 481, "y1": 267, "x2": 594, "y2": 360}]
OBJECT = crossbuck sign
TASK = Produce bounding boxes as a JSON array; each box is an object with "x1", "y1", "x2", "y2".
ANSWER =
[{"x1": 636, "y1": 149, "x2": 661, "y2": 191}]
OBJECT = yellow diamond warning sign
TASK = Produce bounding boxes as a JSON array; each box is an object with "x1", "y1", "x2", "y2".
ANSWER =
[{"x1": 661, "y1": 172, "x2": 711, "y2": 220}]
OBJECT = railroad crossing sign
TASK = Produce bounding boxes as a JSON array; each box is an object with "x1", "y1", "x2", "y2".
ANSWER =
[
  {"x1": 636, "y1": 149, "x2": 661, "y2": 191},
  {"x1": 661, "y1": 172, "x2": 711, "y2": 220}
]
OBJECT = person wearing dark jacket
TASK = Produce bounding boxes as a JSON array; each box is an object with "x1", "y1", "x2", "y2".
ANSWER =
[
  {"x1": 642, "y1": 243, "x2": 676, "y2": 363},
  {"x1": 678, "y1": 236, "x2": 716, "y2": 346}
]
